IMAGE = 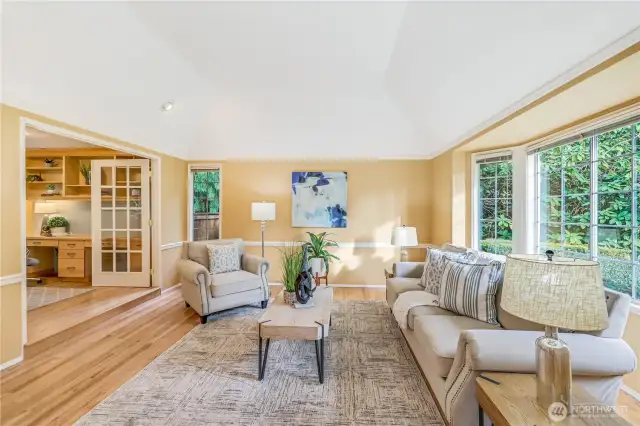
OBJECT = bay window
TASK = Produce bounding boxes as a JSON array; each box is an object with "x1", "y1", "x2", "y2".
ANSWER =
[{"x1": 534, "y1": 118, "x2": 640, "y2": 299}]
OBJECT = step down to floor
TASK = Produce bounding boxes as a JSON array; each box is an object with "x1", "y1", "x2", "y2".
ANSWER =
[{"x1": 25, "y1": 287, "x2": 161, "y2": 358}]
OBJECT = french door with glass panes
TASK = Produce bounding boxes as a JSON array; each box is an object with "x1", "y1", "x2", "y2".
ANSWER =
[{"x1": 91, "y1": 159, "x2": 150, "y2": 287}]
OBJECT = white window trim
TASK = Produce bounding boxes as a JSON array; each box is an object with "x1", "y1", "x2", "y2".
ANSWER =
[
  {"x1": 470, "y1": 149, "x2": 514, "y2": 252},
  {"x1": 187, "y1": 164, "x2": 222, "y2": 242}
]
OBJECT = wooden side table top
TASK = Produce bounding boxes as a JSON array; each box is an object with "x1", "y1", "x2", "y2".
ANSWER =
[
  {"x1": 476, "y1": 373, "x2": 630, "y2": 426},
  {"x1": 258, "y1": 286, "x2": 333, "y2": 341}
]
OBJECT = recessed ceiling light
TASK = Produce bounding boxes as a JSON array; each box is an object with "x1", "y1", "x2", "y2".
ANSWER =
[{"x1": 160, "y1": 101, "x2": 174, "y2": 112}]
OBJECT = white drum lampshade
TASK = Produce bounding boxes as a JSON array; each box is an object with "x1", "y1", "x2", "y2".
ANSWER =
[
  {"x1": 252, "y1": 202, "x2": 276, "y2": 257},
  {"x1": 391, "y1": 226, "x2": 418, "y2": 261},
  {"x1": 252, "y1": 202, "x2": 276, "y2": 221},
  {"x1": 34, "y1": 202, "x2": 58, "y2": 236}
]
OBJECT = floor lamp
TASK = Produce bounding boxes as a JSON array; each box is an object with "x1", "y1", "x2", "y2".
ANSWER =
[{"x1": 251, "y1": 202, "x2": 276, "y2": 258}]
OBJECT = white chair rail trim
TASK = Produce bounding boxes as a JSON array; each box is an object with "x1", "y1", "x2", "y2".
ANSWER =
[
  {"x1": 0, "y1": 273, "x2": 24, "y2": 287},
  {"x1": 245, "y1": 241, "x2": 433, "y2": 249},
  {"x1": 161, "y1": 242, "x2": 184, "y2": 251}
]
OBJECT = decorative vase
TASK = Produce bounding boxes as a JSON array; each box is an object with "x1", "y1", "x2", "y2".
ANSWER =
[
  {"x1": 84, "y1": 178, "x2": 90, "y2": 185},
  {"x1": 310, "y1": 258, "x2": 326, "y2": 277},
  {"x1": 51, "y1": 227, "x2": 66, "y2": 236},
  {"x1": 283, "y1": 290, "x2": 296, "y2": 305},
  {"x1": 44, "y1": 163, "x2": 53, "y2": 168},
  {"x1": 47, "y1": 189, "x2": 55, "y2": 194}
]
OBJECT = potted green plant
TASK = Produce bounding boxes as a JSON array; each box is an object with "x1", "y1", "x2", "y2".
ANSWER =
[
  {"x1": 44, "y1": 158, "x2": 57, "y2": 168},
  {"x1": 306, "y1": 232, "x2": 340, "y2": 278},
  {"x1": 46, "y1": 184, "x2": 56, "y2": 194},
  {"x1": 26, "y1": 174, "x2": 43, "y2": 183},
  {"x1": 79, "y1": 163, "x2": 91, "y2": 185},
  {"x1": 279, "y1": 242, "x2": 304, "y2": 305},
  {"x1": 48, "y1": 216, "x2": 69, "y2": 236}
]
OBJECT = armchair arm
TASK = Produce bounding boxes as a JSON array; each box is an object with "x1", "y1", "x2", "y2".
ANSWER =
[
  {"x1": 392, "y1": 262, "x2": 424, "y2": 279},
  {"x1": 242, "y1": 253, "x2": 270, "y2": 300},
  {"x1": 177, "y1": 259, "x2": 211, "y2": 316}
]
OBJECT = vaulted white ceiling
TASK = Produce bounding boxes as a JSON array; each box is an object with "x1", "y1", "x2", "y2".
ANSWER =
[{"x1": 3, "y1": 2, "x2": 640, "y2": 160}]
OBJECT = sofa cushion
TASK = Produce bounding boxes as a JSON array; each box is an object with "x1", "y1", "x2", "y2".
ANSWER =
[
  {"x1": 386, "y1": 277, "x2": 421, "y2": 306},
  {"x1": 209, "y1": 270, "x2": 261, "y2": 298},
  {"x1": 407, "y1": 305, "x2": 456, "y2": 330},
  {"x1": 413, "y1": 315, "x2": 502, "y2": 377},
  {"x1": 419, "y1": 248, "x2": 470, "y2": 294}
]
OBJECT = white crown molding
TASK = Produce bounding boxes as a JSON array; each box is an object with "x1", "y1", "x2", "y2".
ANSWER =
[
  {"x1": 621, "y1": 385, "x2": 640, "y2": 402},
  {"x1": 0, "y1": 355, "x2": 23, "y2": 371},
  {"x1": 0, "y1": 273, "x2": 24, "y2": 287},
  {"x1": 245, "y1": 241, "x2": 432, "y2": 249},
  {"x1": 161, "y1": 242, "x2": 183, "y2": 251}
]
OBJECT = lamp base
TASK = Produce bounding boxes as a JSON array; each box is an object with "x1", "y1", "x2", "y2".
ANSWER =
[
  {"x1": 536, "y1": 326, "x2": 572, "y2": 413},
  {"x1": 400, "y1": 248, "x2": 408, "y2": 262}
]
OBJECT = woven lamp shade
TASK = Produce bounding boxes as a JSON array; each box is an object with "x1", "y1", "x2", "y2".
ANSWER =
[{"x1": 501, "y1": 254, "x2": 608, "y2": 331}]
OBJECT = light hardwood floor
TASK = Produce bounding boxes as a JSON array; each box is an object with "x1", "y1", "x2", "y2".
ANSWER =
[{"x1": 2, "y1": 285, "x2": 638, "y2": 426}]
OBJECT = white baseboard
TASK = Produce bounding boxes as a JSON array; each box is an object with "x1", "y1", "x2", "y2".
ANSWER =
[
  {"x1": 268, "y1": 282, "x2": 385, "y2": 289},
  {"x1": 621, "y1": 385, "x2": 640, "y2": 401},
  {"x1": 0, "y1": 355, "x2": 23, "y2": 371}
]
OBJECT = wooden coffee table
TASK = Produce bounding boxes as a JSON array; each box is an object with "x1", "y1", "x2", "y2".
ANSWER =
[{"x1": 257, "y1": 286, "x2": 333, "y2": 383}]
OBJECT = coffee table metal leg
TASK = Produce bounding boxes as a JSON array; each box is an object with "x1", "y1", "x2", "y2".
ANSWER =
[
  {"x1": 315, "y1": 321, "x2": 325, "y2": 384},
  {"x1": 258, "y1": 335, "x2": 263, "y2": 380},
  {"x1": 260, "y1": 339, "x2": 271, "y2": 380},
  {"x1": 315, "y1": 340, "x2": 322, "y2": 381}
]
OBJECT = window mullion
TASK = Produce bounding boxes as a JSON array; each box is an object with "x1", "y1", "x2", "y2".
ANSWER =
[
  {"x1": 560, "y1": 147, "x2": 566, "y2": 251},
  {"x1": 590, "y1": 136, "x2": 598, "y2": 261},
  {"x1": 632, "y1": 125, "x2": 637, "y2": 300}
]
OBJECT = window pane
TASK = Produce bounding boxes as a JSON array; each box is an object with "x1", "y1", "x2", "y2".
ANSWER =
[
  {"x1": 539, "y1": 223, "x2": 561, "y2": 247},
  {"x1": 540, "y1": 197, "x2": 561, "y2": 223},
  {"x1": 599, "y1": 259, "x2": 632, "y2": 296},
  {"x1": 539, "y1": 146, "x2": 562, "y2": 171},
  {"x1": 480, "y1": 178, "x2": 495, "y2": 198},
  {"x1": 564, "y1": 195, "x2": 590, "y2": 224},
  {"x1": 496, "y1": 161, "x2": 512, "y2": 177},
  {"x1": 192, "y1": 170, "x2": 220, "y2": 242},
  {"x1": 562, "y1": 224, "x2": 589, "y2": 256},
  {"x1": 597, "y1": 125, "x2": 633, "y2": 158},
  {"x1": 564, "y1": 164, "x2": 590, "y2": 195},
  {"x1": 598, "y1": 193, "x2": 632, "y2": 226},
  {"x1": 481, "y1": 199, "x2": 495, "y2": 220},
  {"x1": 540, "y1": 170, "x2": 561, "y2": 196},
  {"x1": 598, "y1": 157, "x2": 632, "y2": 192},
  {"x1": 479, "y1": 163, "x2": 496, "y2": 178},
  {"x1": 497, "y1": 177, "x2": 512, "y2": 198},
  {"x1": 480, "y1": 221, "x2": 495, "y2": 240},
  {"x1": 597, "y1": 226, "x2": 632, "y2": 260},
  {"x1": 563, "y1": 138, "x2": 590, "y2": 167},
  {"x1": 496, "y1": 199, "x2": 511, "y2": 218}
]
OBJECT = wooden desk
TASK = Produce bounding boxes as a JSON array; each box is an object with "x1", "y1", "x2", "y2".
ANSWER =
[
  {"x1": 27, "y1": 235, "x2": 92, "y2": 281},
  {"x1": 476, "y1": 373, "x2": 630, "y2": 426}
]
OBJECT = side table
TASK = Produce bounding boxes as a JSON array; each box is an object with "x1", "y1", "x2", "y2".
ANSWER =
[{"x1": 476, "y1": 373, "x2": 630, "y2": 426}]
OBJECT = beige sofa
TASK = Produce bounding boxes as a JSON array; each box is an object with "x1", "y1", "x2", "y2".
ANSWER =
[
  {"x1": 178, "y1": 239, "x2": 270, "y2": 323},
  {"x1": 387, "y1": 245, "x2": 637, "y2": 426}
]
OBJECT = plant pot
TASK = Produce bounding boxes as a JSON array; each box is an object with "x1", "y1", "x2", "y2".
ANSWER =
[
  {"x1": 44, "y1": 163, "x2": 53, "y2": 168},
  {"x1": 51, "y1": 227, "x2": 66, "y2": 236},
  {"x1": 84, "y1": 179, "x2": 90, "y2": 185},
  {"x1": 283, "y1": 290, "x2": 296, "y2": 305},
  {"x1": 310, "y1": 258, "x2": 326, "y2": 277}
]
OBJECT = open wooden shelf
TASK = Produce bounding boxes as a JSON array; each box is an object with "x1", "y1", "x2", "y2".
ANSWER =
[
  {"x1": 26, "y1": 167, "x2": 63, "y2": 172},
  {"x1": 27, "y1": 181, "x2": 63, "y2": 184}
]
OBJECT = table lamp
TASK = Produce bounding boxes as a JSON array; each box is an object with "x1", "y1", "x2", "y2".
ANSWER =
[
  {"x1": 500, "y1": 251, "x2": 608, "y2": 413},
  {"x1": 252, "y1": 202, "x2": 276, "y2": 258},
  {"x1": 34, "y1": 201, "x2": 58, "y2": 236},
  {"x1": 391, "y1": 225, "x2": 418, "y2": 261}
]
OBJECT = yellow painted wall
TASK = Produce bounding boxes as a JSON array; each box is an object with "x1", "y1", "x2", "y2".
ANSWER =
[
  {"x1": 0, "y1": 104, "x2": 187, "y2": 364},
  {"x1": 205, "y1": 160, "x2": 432, "y2": 285},
  {"x1": 428, "y1": 151, "x2": 452, "y2": 246}
]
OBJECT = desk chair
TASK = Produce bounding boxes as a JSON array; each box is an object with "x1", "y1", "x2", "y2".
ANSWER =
[{"x1": 26, "y1": 249, "x2": 43, "y2": 285}]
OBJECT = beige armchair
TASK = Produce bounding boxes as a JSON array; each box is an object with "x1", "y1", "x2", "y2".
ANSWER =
[{"x1": 178, "y1": 238, "x2": 270, "y2": 324}]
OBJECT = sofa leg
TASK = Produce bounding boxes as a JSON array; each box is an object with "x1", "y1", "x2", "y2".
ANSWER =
[
  {"x1": 185, "y1": 302, "x2": 190, "y2": 308},
  {"x1": 261, "y1": 300, "x2": 268, "y2": 309},
  {"x1": 200, "y1": 315, "x2": 208, "y2": 324}
]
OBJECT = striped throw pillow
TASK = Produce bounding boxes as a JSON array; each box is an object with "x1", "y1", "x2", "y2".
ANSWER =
[
  {"x1": 438, "y1": 258, "x2": 503, "y2": 325},
  {"x1": 419, "y1": 248, "x2": 472, "y2": 294}
]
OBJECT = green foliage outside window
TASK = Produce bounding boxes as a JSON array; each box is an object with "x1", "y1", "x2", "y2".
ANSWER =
[
  {"x1": 479, "y1": 160, "x2": 513, "y2": 255},
  {"x1": 538, "y1": 122, "x2": 640, "y2": 298},
  {"x1": 193, "y1": 171, "x2": 220, "y2": 214}
]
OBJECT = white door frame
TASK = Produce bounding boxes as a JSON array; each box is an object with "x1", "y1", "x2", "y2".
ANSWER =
[
  {"x1": 187, "y1": 163, "x2": 222, "y2": 241},
  {"x1": 19, "y1": 117, "x2": 162, "y2": 345}
]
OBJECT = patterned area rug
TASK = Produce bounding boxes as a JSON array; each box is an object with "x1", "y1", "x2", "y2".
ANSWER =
[
  {"x1": 76, "y1": 301, "x2": 443, "y2": 426},
  {"x1": 27, "y1": 286, "x2": 94, "y2": 311}
]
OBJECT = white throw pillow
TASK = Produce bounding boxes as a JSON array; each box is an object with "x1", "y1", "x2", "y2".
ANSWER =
[
  {"x1": 207, "y1": 244, "x2": 240, "y2": 275},
  {"x1": 419, "y1": 248, "x2": 470, "y2": 294},
  {"x1": 438, "y1": 257, "x2": 503, "y2": 325}
]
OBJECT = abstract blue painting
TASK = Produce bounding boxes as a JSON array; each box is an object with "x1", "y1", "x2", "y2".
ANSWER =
[{"x1": 292, "y1": 172, "x2": 347, "y2": 228}]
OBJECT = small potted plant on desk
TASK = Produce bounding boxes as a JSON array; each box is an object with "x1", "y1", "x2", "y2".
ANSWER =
[
  {"x1": 48, "y1": 216, "x2": 69, "y2": 236},
  {"x1": 279, "y1": 242, "x2": 303, "y2": 305},
  {"x1": 44, "y1": 158, "x2": 57, "y2": 168},
  {"x1": 306, "y1": 232, "x2": 340, "y2": 285}
]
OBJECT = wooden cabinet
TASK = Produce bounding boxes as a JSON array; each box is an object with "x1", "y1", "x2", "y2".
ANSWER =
[
  {"x1": 26, "y1": 236, "x2": 92, "y2": 282},
  {"x1": 58, "y1": 259, "x2": 85, "y2": 278}
]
